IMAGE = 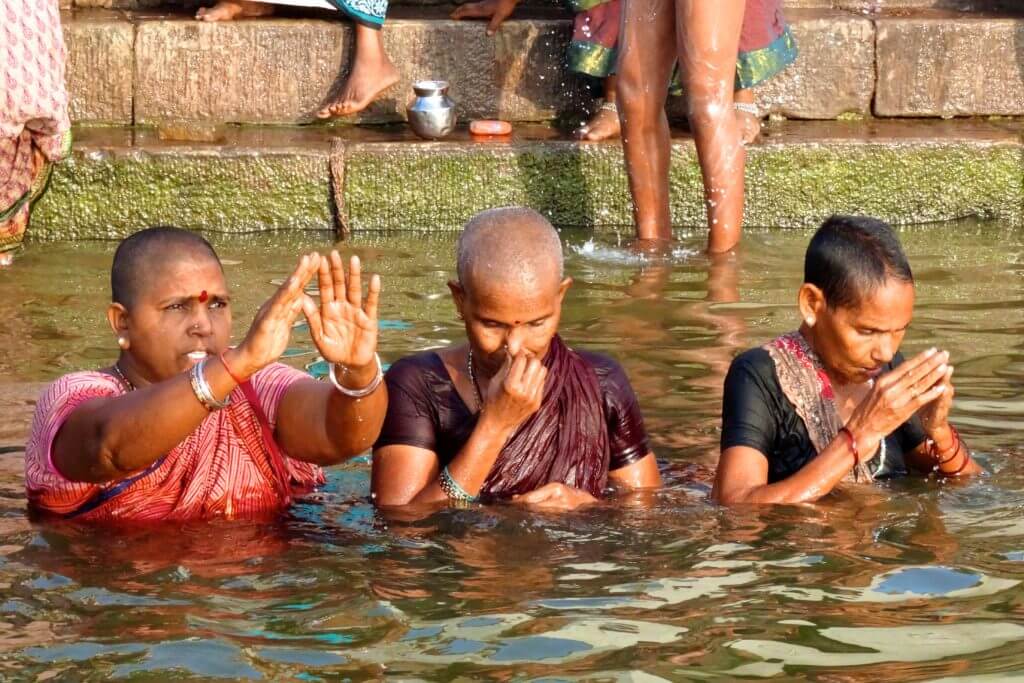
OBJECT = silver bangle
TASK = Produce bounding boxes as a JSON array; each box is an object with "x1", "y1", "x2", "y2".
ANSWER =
[
  {"x1": 328, "y1": 353, "x2": 384, "y2": 398},
  {"x1": 190, "y1": 358, "x2": 231, "y2": 411}
]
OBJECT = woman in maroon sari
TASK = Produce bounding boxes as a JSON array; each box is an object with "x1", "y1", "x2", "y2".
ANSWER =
[{"x1": 371, "y1": 207, "x2": 661, "y2": 511}]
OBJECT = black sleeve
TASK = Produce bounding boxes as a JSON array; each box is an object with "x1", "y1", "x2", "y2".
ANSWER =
[
  {"x1": 588, "y1": 354, "x2": 651, "y2": 471},
  {"x1": 373, "y1": 356, "x2": 439, "y2": 452},
  {"x1": 720, "y1": 349, "x2": 779, "y2": 457}
]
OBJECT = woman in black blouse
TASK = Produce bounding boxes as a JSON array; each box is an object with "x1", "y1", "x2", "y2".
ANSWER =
[
  {"x1": 713, "y1": 215, "x2": 981, "y2": 505},
  {"x1": 372, "y1": 208, "x2": 661, "y2": 511}
]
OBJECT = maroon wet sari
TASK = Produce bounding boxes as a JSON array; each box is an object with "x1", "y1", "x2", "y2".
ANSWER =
[{"x1": 480, "y1": 335, "x2": 610, "y2": 500}]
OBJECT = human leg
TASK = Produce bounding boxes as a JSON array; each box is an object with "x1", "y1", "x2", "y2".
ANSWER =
[
  {"x1": 676, "y1": 0, "x2": 745, "y2": 253},
  {"x1": 616, "y1": 0, "x2": 677, "y2": 242},
  {"x1": 317, "y1": 23, "x2": 399, "y2": 118}
]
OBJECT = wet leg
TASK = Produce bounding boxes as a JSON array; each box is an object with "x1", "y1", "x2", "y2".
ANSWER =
[
  {"x1": 196, "y1": 0, "x2": 274, "y2": 21},
  {"x1": 617, "y1": 0, "x2": 677, "y2": 243},
  {"x1": 676, "y1": 0, "x2": 745, "y2": 253},
  {"x1": 318, "y1": 23, "x2": 400, "y2": 118}
]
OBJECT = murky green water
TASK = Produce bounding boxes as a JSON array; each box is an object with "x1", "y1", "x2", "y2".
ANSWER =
[{"x1": 1, "y1": 222, "x2": 1023, "y2": 680}]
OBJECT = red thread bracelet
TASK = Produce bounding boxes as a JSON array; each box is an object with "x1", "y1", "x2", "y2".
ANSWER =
[
  {"x1": 948, "y1": 452, "x2": 972, "y2": 476},
  {"x1": 219, "y1": 351, "x2": 245, "y2": 385},
  {"x1": 839, "y1": 427, "x2": 860, "y2": 467}
]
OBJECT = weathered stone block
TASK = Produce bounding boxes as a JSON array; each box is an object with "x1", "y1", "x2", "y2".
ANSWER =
[
  {"x1": 133, "y1": 16, "x2": 587, "y2": 124},
  {"x1": 876, "y1": 15, "x2": 1024, "y2": 117},
  {"x1": 755, "y1": 10, "x2": 875, "y2": 119},
  {"x1": 33, "y1": 130, "x2": 334, "y2": 238},
  {"x1": 63, "y1": 12, "x2": 134, "y2": 123},
  {"x1": 373, "y1": 19, "x2": 587, "y2": 123},
  {"x1": 342, "y1": 121, "x2": 1023, "y2": 231},
  {"x1": 135, "y1": 18, "x2": 348, "y2": 124}
]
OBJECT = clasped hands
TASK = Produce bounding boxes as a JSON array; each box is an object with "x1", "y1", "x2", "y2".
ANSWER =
[
  {"x1": 846, "y1": 347, "x2": 956, "y2": 458},
  {"x1": 225, "y1": 251, "x2": 380, "y2": 388}
]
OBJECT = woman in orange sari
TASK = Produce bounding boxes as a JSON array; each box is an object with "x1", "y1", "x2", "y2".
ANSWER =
[{"x1": 0, "y1": 0, "x2": 71, "y2": 264}]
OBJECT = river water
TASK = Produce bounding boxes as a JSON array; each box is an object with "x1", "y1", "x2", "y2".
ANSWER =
[{"x1": 0, "y1": 222, "x2": 1022, "y2": 680}]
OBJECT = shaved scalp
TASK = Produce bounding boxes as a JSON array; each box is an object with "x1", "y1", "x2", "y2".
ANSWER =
[
  {"x1": 111, "y1": 226, "x2": 222, "y2": 307},
  {"x1": 456, "y1": 207, "x2": 564, "y2": 295}
]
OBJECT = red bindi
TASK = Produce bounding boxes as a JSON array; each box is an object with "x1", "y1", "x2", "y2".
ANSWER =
[{"x1": 198, "y1": 290, "x2": 209, "y2": 303}]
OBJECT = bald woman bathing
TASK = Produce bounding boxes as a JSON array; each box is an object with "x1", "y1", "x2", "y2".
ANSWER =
[{"x1": 371, "y1": 207, "x2": 662, "y2": 512}]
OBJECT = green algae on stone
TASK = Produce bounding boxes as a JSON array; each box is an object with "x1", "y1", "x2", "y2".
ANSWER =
[
  {"x1": 344, "y1": 138, "x2": 1022, "y2": 232},
  {"x1": 31, "y1": 150, "x2": 333, "y2": 241}
]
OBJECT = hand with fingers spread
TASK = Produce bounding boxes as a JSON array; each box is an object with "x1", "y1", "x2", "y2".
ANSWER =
[
  {"x1": 512, "y1": 482, "x2": 597, "y2": 512},
  {"x1": 450, "y1": 0, "x2": 519, "y2": 35},
  {"x1": 302, "y1": 251, "x2": 381, "y2": 386},
  {"x1": 480, "y1": 352, "x2": 547, "y2": 433},
  {"x1": 845, "y1": 347, "x2": 951, "y2": 457},
  {"x1": 227, "y1": 252, "x2": 322, "y2": 380}
]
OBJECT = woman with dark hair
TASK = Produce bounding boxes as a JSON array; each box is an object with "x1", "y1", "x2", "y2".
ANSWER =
[
  {"x1": 713, "y1": 215, "x2": 982, "y2": 505},
  {"x1": 24, "y1": 227, "x2": 386, "y2": 521},
  {"x1": 371, "y1": 207, "x2": 661, "y2": 511}
]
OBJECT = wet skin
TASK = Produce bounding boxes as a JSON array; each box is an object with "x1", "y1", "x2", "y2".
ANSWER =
[
  {"x1": 372, "y1": 250, "x2": 661, "y2": 512},
  {"x1": 617, "y1": 0, "x2": 746, "y2": 251},
  {"x1": 52, "y1": 251, "x2": 386, "y2": 485},
  {"x1": 713, "y1": 277, "x2": 982, "y2": 506}
]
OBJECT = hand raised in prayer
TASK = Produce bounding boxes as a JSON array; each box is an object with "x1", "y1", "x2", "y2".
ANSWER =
[
  {"x1": 450, "y1": 0, "x2": 519, "y2": 35},
  {"x1": 482, "y1": 352, "x2": 546, "y2": 433},
  {"x1": 512, "y1": 482, "x2": 598, "y2": 512},
  {"x1": 302, "y1": 251, "x2": 381, "y2": 381},
  {"x1": 917, "y1": 359, "x2": 956, "y2": 443},
  {"x1": 846, "y1": 348, "x2": 950, "y2": 457},
  {"x1": 230, "y1": 252, "x2": 323, "y2": 379}
]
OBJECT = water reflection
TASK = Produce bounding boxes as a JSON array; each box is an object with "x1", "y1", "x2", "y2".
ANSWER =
[{"x1": 1, "y1": 224, "x2": 1024, "y2": 678}]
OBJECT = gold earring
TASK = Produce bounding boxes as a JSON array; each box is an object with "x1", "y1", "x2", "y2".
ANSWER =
[
  {"x1": 805, "y1": 317, "x2": 815, "y2": 327},
  {"x1": 117, "y1": 337, "x2": 129, "y2": 349}
]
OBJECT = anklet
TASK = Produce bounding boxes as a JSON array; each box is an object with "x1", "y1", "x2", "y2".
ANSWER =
[{"x1": 734, "y1": 102, "x2": 760, "y2": 117}]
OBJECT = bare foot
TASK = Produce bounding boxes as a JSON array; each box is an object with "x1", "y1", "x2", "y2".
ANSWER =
[
  {"x1": 575, "y1": 105, "x2": 621, "y2": 141},
  {"x1": 318, "y1": 56, "x2": 400, "y2": 118},
  {"x1": 736, "y1": 108, "x2": 761, "y2": 145},
  {"x1": 196, "y1": 0, "x2": 274, "y2": 22}
]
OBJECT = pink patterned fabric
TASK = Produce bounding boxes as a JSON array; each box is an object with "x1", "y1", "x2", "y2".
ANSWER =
[
  {"x1": 0, "y1": 0, "x2": 70, "y2": 247},
  {"x1": 763, "y1": 331, "x2": 873, "y2": 482},
  {"x1": 25, "y1": 363, "x2": 326, "y2": 522}
]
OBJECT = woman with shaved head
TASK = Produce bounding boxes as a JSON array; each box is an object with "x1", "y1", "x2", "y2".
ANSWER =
[
  {"x1": 372, "y1": 207, "x2": 661, "y2": 511},
  {"x1": 24, "y1": 226, "x2": 386, "y2": 521}
]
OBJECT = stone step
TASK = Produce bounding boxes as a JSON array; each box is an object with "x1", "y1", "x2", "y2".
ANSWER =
[
  {"x1": 31, "y1": 120, "x2": 1022, "y2": 239},
  {"x1": 65, "y1": 5, "x2": 1024, "y2": 126}
]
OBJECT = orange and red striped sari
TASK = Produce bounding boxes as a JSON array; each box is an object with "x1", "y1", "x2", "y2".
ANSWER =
[{"x1": 25, "y1": 363, "x2": 324, "y2": 522}]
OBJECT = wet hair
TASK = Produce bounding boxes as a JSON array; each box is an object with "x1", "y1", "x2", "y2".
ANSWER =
[
  {"x1": 110, "y1": 226, "x2": 221, "y2": 307},
  {"x1": 804, "y1": 215, "x2": 913, "y2": 310},
  {"x1": 456, "y1": 207, "x2": 564, "y2": 290}
]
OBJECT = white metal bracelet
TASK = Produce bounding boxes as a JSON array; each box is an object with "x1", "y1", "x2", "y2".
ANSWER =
[
  {"x1": 190, "y1": 358, "x2": 231, "y2": 411},
  {"x1": 328, "y1": 353, "x2": 384, "y2": 398}
]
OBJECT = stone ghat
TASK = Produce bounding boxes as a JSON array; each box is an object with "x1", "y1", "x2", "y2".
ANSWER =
[
  {"x1": 66, "y1": 4, "x2": 1024, "y2": 126},
  {"x1": 30, "y1": 120, "x2": 1022, "y2": 238}
]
